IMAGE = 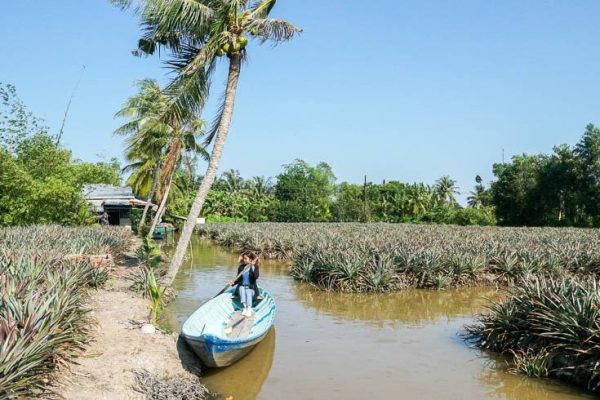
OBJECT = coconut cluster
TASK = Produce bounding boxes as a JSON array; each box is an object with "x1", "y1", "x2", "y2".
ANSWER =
[{"x1": 217, "y1": 35, "x2": 249, "y2": 57}]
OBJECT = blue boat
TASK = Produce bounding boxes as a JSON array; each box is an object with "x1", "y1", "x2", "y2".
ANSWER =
[{"x1": 182, "y1": 287, "x2": 276, "y2": 367}]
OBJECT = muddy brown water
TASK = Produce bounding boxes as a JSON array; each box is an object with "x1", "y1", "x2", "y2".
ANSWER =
[{"x1": 163, "y1": 237, "x2": 594, "y2": 400}]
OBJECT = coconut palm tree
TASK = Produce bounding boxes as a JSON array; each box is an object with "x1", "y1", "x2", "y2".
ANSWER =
[
  {"x1": 435, "y1": 176, "x2": 460, "y2": 206},
  {"x1": 123, "y1": 0, "x2": 301, "y2": 283},
  {"x1": 468, "y1": 175, "x2": 488, "y2": 209},
  {"x1": 115, "y1": 80, "x2": 170, "y2": 227},
  {"x1": 220, "y1": 169, "x2": 243, "y2": 192},
  {"x1": 148, "y1": 118, "x2": 206, "y2": 236},
  {"x1": 114, "y1": 79, "x2": 207, "y2": 232},
  {"x1": 249, "y1": 176, "x2": 272, "y2": 197}
]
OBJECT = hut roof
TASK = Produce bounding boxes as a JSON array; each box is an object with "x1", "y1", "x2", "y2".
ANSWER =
[
  {"x1": 83, "y1": 184, "x2": 135, "y2": 200},
  {"x1": 82, "y1": 184, "x2": 156, "y2": 212}
]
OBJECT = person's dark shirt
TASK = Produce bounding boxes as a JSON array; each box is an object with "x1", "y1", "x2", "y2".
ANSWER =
[{"x1": 234, "y1": 263, "x2": 259, "y2": 291}]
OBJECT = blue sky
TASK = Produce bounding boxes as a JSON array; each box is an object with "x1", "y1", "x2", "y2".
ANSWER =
[{"x1": 2, "y1": 0, "x2": 600, "y2": 202}]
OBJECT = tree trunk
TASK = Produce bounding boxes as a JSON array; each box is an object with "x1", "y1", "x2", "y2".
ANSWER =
[
  {"x1": 140, "y1": 161, "x2": 161, "y2": 228},
  {"x1": 156, "y1": 137, "x2": 182, "y2": 205},
  {"x1": 148, "y1": 137, "x2": 182, "y2": 236},
  {"x1": 165, "y1": 53, "x2": 242, "y2": 285},
  {"x1": 149, "y1": 169, "x2": 175, "y2": 236}
]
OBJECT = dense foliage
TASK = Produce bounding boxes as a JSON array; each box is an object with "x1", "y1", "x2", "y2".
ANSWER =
[
  {"x1": 157, "y1": 159, "x2": 495, "y2": 226},
  {"x1": 467, "y1": 278, "x2": 600, "y2": 392},
  {"x1": 0, "y1": 226, "x2": 131, "y2": 398},
  {"x1": 331, "y1": 178, "x2": 495, "y2": 225},
  {"x1": 197, "y1": 223, "x2": 600, "y2": 292},
  {"x1": 272, "y1": 160, "x2": 336, "y2": 222},
  {"x1": 492, "y1": 124, "x2": 600, "y2": 227},
  {"x1": 0, "y1": 84, "x2": 121, "y2": 226}
]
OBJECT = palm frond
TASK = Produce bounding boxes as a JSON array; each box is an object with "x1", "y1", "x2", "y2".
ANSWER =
[
  {"x1": 175, "y1": 34, "x2": 228, "y2": 77},
  {"x1": 250, "y1": 0, "x2": 276, "y2": 18},
  {"x1": 142, "y1": 0, "x2": 215, "y2": 39},
  {"x1": 248, "y1": 18, "x2": 301, "y2": 43},
  {"x1": 121, "y1": 161, "x2": 145, "y2": 174}
]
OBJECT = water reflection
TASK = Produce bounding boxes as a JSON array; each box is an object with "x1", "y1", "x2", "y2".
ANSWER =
[
  {"x1": 294, "y1": 285, "x2": 500, "y2": 326},
  {"x1": 202, "y1": 328, "x2": 276, "y2": 400},
  {"x1": 476, "y1": 353, "x2": 596, "y2": 400}
]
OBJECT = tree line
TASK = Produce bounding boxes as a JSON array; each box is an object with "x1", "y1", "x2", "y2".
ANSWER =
[
  {"x1": 491, "y1": 124, "x2": 600, "y2": 227},
  {"x1": 159, "y1": 159, "x2": 496, "y2": 226},
  {"x1": 3, "y1": 80, "x2": 600, "y2": 229},
  {"x1": 3, "y1": 79, "x2": 600, "y2": 229}
]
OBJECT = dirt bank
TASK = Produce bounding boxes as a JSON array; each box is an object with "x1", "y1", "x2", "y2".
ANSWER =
[{"x1": 56, "y1": 243, "x2": 205, "y2": 400}]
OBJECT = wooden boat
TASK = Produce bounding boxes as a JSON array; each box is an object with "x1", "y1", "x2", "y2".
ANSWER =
[{"x1": 182, "y1": 287, "x2": 276, "y2": 367}]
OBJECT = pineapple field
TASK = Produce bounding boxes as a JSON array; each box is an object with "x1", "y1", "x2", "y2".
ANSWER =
[
  {"x1": 196, "y1": 223, "x2": 600, "y2": 292},
  {"x1": 0, "y1": 226, "x2": 131, "y2": 398}
]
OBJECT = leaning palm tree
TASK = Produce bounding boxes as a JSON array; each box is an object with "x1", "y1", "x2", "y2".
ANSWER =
[{"x1": 122, "y1": 0, "x2": 301, "y2": 284}]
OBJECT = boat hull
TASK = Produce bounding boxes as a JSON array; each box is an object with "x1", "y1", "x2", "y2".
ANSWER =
[
  {"x1": 182, "y1": 287, "x2": 276, "y2": 368},
  {"x1": 183, "y1": 330, "x2": 270, "y2": 367}
]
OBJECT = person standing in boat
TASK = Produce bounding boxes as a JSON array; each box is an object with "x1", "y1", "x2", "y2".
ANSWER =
[{"x1": 231, "y1": 252, "x2": 260, "y2": 317}]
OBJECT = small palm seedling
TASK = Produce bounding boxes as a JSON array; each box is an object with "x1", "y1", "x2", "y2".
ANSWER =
[
  {"x1": 147, "y1": 267, "x2": 165, "y2": 325},
  {"x1": 136, "y1": 236, "x2": 162, "y2": 269}
]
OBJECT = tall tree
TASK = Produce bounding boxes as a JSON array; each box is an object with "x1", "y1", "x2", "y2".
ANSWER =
[
  {"x1": 467, "y1": 175, "x2": 491, "y2": 209},
  {"x1": 575, "y1": 124, "x2": 600, "y2": 224},
  {"x1": 114, "y1": 79, "x2": 206, "y2": 231},
  {"x1": 148, "y1": 117, "x2": 205, "y2": 236},
  {"x1": 121, "y1": 0, "x2": 301, "y2": 283},
  {"x1": 273, "y1": 160, "x2": 336, "y2": 222},
  {"x1": 0, "y1": 83, "x2": 49, "y2": 154},
  {"x1": 491, "y1": 154, "x2": 546, "y2": 225},
  {"x1": 435, "y1": 175, "x2": 459, "y2": 206},
  {"x1": 115, "y1": 80, "x2": 169, "y2": 227}
]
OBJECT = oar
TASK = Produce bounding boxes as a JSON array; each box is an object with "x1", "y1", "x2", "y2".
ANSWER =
[{"x1": 213, "y1": 264, "x2": 252, "y2": 299}]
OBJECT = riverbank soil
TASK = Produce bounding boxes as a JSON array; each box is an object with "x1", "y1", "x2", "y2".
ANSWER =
[{"x1": 57, "y1": 241, "x2": 204, "y2": 400}]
